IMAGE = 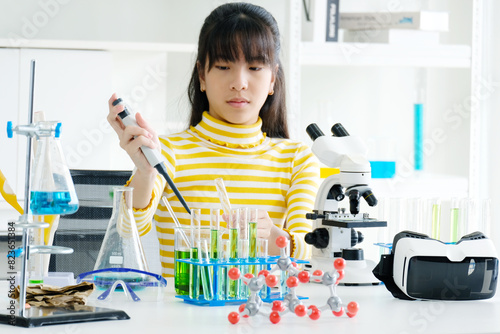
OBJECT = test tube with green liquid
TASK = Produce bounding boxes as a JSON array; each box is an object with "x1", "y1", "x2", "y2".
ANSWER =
[
  {"x1": 228, "y1": 209, "x2": 239, "y2": 299},
  {"x1": 189, "y1": 209, "x2": 201, "y2": 300},
  {"x1": 210, "y1": 209, "x2": 220, "y2": 260},
  {"x1": 210, "y1": 209, "x2": 220, "y2": 299},
  {"x1": 450, "y1": 198, "x2": 464, "y2": 243},
  {"x1": 431, "y1": 199, "x2": 441, "y2": 240},
  {"x1": 248, "y1": 208, "x2": 258, "y2": 275}
]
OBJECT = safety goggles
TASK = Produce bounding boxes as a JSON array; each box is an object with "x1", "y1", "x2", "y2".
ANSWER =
[{"x1": 76, "y1": 268, "x2": 167, "y2": 302}]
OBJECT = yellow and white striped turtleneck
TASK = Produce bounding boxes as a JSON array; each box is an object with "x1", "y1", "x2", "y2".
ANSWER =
[{"x1": 131, "y1": 111, "x2": 319, "y2": 277}]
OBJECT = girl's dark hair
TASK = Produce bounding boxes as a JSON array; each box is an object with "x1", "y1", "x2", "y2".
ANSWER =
[{"x1": 188, "y1": 2, "x2": 289, "y2": 138}]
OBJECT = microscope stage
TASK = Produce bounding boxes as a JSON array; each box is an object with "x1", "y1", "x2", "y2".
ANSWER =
[{"x1": 321, "y1": 218, "x2": 387, "y2": 228}]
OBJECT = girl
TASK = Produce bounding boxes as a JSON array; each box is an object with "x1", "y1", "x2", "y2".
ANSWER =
[{"x1": 107, "y1": 2, "x2": 319, "y2": 277}]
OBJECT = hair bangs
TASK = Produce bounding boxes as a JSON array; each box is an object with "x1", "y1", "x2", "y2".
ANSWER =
[{"x1": 205, "y1": 14, "x2": 276, "y2": 69}]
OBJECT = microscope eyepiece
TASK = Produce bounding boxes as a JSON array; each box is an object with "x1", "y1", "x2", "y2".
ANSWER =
[
  {"x1": 306, "y1": 123, "x2": 325, "y2": 141},
  {"x1": 331, "y1": 123, "x2": 350, "y2": 137}
]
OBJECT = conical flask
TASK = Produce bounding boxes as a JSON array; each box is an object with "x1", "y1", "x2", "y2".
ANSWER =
[
  {"x1": 94, "y1": 186, "x2": 149, "y2": 272},
  {"x1": 30, "y1": 121, "x2": 79, "y2": 215}
]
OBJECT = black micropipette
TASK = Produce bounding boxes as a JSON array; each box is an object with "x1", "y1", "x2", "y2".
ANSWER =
[{"x1": 112, "y1": 98, "x2": 191, "y2": 215}]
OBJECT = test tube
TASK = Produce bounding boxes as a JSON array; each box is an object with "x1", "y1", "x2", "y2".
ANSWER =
[
  {"x1": 218, "y1": 240, "x2": 230, "y2": 300},
  {"x1": 450, "y1": 198, "x2": 463, "y2": 243},
  {"x1": 431, "y1": 199, "x2": 441, "y2": 240},
  {"x1": 189, "y1": 208, "x2": 201, "y2": 300},
  {"x1": 481, "y1": 199, "x2": 491, "y2": 237},
  {"x1": 238, "y1": 208, "x2": 249, "y2": 298},
  {"x1": 257, "y1": 238, "x2": 268, "y2": 299},
  {"x1": 228, "y1": 209, "x2": 239, "y2": 299},
  {"x1": 210, "y1": 209, "x2": 220, "y2": 260},
  {"x1": 238, "y1": 238, "x2": 249, "y2": 299},
  {"x1": 199, "y1": 239, "x2": 214, "y2": 301},
  {"x1": 248, "y1": 208, "x2": 258, "y2": 260}
]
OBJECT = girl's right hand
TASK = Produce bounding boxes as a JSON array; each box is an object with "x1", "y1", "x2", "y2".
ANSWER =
[{"x1": 107, "y1": 93, "x2": 160, "y2": 174}]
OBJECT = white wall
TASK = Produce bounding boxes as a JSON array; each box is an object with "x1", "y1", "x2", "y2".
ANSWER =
[{"x1": 0, "y1": 0, "x2": 498, "y2": 249}]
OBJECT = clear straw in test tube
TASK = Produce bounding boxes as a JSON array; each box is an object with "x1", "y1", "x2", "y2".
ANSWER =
[
  {"x1": 189, "y1": 208, "x2": 201, "y2": 300},
  {"x1": 215, "y1": 178, "x2": 232, "y2": 217},
  {"x1": 199, "y1": 239, "x2": 214, "y2": 301}
]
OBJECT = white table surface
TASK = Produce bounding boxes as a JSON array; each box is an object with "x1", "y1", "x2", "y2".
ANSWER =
[{"x1": 1, "y1": 278, "x2": 499, "y2": 334}]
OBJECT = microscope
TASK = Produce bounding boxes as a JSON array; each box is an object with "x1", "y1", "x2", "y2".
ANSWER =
[{"x1": 304, "y1": 123, "x2": 386, "y2": 285}]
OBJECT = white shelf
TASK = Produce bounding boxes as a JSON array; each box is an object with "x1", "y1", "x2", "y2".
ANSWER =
[
  {"x1": 300, "y1": 42, "x2": 471, "y2": 68},
  {"x1": 0, "y1": 39, "x2": 197, "y2": 53}
]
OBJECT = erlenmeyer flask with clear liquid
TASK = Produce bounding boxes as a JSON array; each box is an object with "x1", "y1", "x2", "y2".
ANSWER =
[
  {"x1": 94, "y1": 186, "x2": 149, "y2": 289},
  {"x1": 30, "y1": 121, "x2": 79, "y2": 215}
]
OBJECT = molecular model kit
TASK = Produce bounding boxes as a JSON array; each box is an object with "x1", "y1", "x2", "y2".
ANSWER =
[{"x1": 227, "y1": 236, "x2": 359, "y2": 324}]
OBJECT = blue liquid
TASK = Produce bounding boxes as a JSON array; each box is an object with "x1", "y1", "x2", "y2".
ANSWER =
[
  {"x1": 414, "y1": 103, "x2": 424, "y2": 171},
  {"x1": 30, "y1": 191, "x2": 78, "y2": 215},
  {"x1": 369, "y1": 161, "x2": 396, "y2": 179}
]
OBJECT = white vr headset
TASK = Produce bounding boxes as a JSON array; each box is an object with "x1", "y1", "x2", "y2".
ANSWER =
[{"x1": 373, "y1": 231, "x2": 499, "y2": 300}]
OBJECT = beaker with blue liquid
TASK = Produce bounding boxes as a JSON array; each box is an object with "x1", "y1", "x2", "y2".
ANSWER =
[{"x1": 30, "y1": 121, "x2": 79, "y2": 215}]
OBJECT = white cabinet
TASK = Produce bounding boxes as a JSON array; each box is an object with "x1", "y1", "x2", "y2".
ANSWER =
[{"x1": 0, "y1": 49, "x2": 21, "y2": 201}]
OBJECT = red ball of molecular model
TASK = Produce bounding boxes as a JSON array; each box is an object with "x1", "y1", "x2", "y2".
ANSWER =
[{"x1": 227, "y1": 236, "x2": 359, "y2": 324}]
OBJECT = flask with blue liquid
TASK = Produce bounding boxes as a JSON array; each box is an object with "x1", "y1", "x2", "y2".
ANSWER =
[{"x1": 30, "y1": 121, "x2": 79, "y2": 215}]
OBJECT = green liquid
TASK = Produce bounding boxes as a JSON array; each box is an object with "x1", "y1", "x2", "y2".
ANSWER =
[
  {"x1": 210, "y1": 229, "x2": 218, "y2": 260},
  {"x1": 229, "y1": 228, "x2": 239, "y2": 259},
  {"x1": 248, "y1": 221, "x2": 257, "y2": 275},
  {"x1": 450, "y1": 208, "x2": 460, "y2": 243},
  {"x1": 229, "y1": 228, "x2": 239, "y2": 298},
  {"x1": 175, "y1": 249, "x2": 191, "y2": 295},
  {"x1": 249, "y1": 222, "x2": 257, "y2": 258},
  {"x1": 189, "y1": 247, "x2": 199, "y2": 299},
  {"x1": 431, "y1": 204, "x2": 441, "y2": 240}
]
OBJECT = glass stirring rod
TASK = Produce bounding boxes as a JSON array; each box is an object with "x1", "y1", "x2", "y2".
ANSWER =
[{"x1": 112, "y1": 98, "x2": 190, "y2": 215}]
